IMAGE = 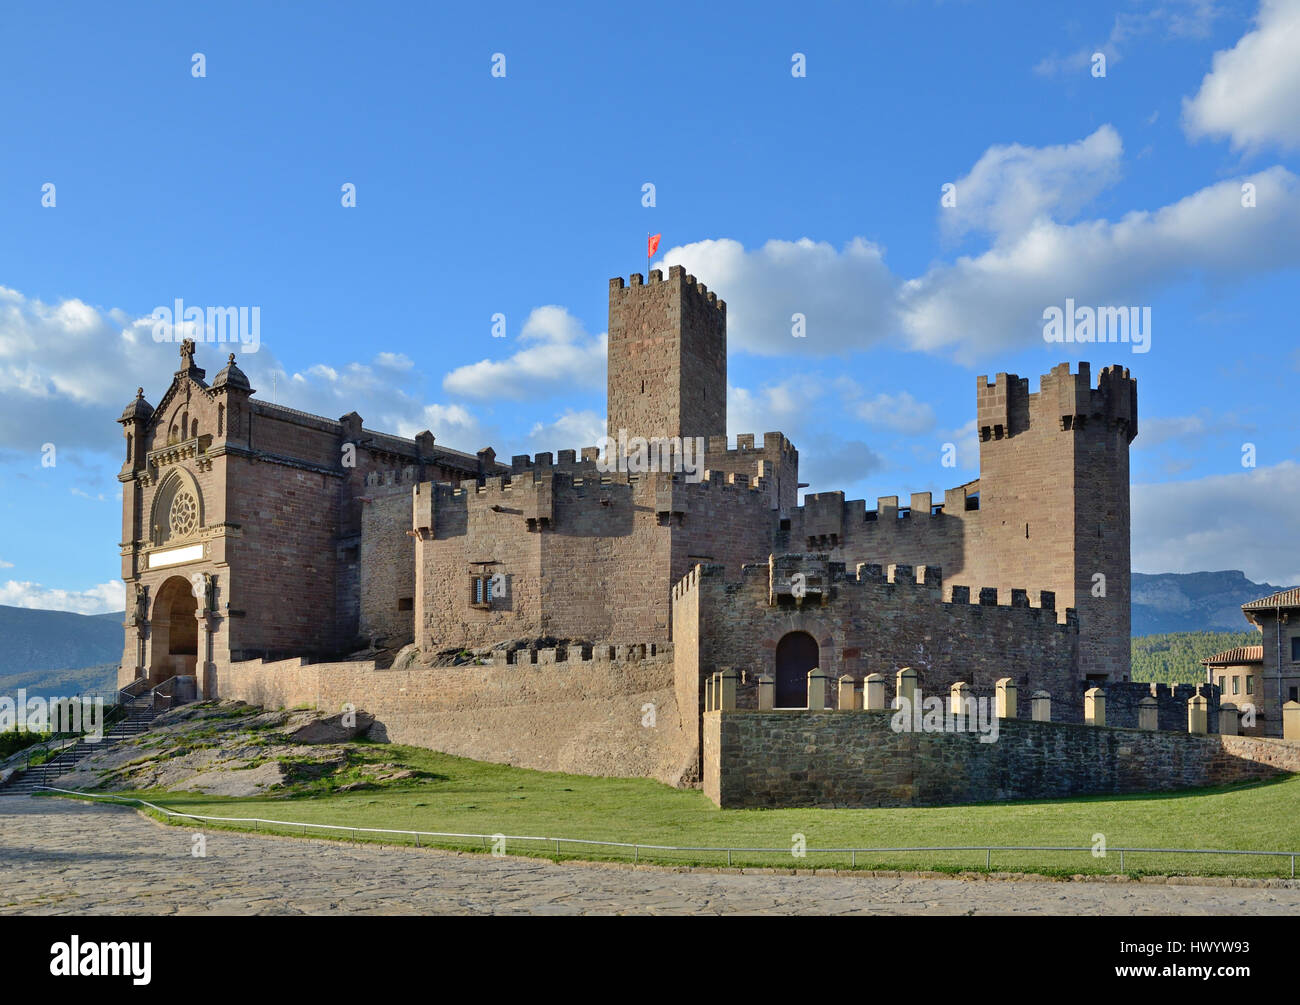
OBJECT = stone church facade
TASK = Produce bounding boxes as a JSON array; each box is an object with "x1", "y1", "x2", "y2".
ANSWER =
[{"x1": 116, "y1": 266, "x2": 1141, "y2": 784}]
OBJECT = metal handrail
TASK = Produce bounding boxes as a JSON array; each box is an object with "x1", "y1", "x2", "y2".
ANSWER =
[{"x1": 34, "y1": 787, "x2": 1300, "y2": 877}]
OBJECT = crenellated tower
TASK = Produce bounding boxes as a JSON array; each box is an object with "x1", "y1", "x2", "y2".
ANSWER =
[
  {"x1": 607, "y1": 265, "x2": 727, "y2": 444},
  {"x1": 973, "y1": 361, "x2": 1137, "y2": 682}
]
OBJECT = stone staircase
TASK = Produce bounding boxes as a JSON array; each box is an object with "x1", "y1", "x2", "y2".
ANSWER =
[{"x1": 0, "y1": 693, "x2": 160, "y2": 796}]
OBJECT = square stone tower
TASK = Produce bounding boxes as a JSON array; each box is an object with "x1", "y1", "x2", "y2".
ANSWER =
[
  {"x1": 973, "y1": 362, "x2": 1138, "y2": 682},
  {"x1": 607, "y1": 265, "x2": 726, "y2": 443}
]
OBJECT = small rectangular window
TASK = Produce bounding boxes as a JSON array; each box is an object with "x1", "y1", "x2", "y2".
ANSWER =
[
  {"x1": 474, "y1": 578, "x2": 484, "y2": 604},
  {"x1": 1292, "y1": 637, "x2": 1300, "y2": 662},
  {"x1": 1246, "y1": 675, "x2": 1254, "y2": 695},
  {"x1": 397, "y1": 597, "x2": 413, "y2": 612},
  {"x1": 1217, "y1": 676, "x2": 1225, "y2": 692},
  {"x1": 1232, "y1": 676, "x2": 1240, "y2": 695}
]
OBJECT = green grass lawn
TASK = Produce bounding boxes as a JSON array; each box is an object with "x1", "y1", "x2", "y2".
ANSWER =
[{"x1": 45, "y1": 741, "x2": 1300, "y2": 878}]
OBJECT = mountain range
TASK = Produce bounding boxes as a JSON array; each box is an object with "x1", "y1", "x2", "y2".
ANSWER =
[{"x1": 1131, "y1": 571, "x2": 1293, "y2": 636}]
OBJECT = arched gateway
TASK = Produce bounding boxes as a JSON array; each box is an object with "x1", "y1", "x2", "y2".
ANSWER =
[
  {"x1": 775, "y1": 631, "x2": 819, "y2": 708},
  {"x1": 149, "y1": 575, "x2": 197, "y2": 685}
]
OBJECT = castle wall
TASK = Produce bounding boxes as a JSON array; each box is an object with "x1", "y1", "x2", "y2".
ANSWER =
[
  {"x1": 1100, "y1": 681, "x2": 1220, "y2": 734},
  {"x1": 358, "y1": 485, "x2": 416, "y2": 649},
  {"x1": 412, "y1": 464, "x2": 786, "y2": 652},
  {"x1": 223, "y1": 460, "x2": 347, "y2": 659},
  {"x1": 679, "y1": 558, "x2": 1080, "y2": 719},
  {"x1": 782, "y1": 362, "x2": 1136, "y2": 685},
  {"x1": 217, "y1": 644, "x2": 698, "y2": 786},
  {"x1": 704, "y1": 710, "x2": 1299, "y2": 809},
  {"x1": 787, "y1": 490, "x2": 975, "y2": 593},
  {"x1": 702, "y1": 434, "x2": 799, "y2": 513}
]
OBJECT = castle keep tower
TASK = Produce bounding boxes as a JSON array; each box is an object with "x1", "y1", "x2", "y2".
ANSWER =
[
  {"x1": 974, "y1": 362, "x2": 1137, "y2": 682},
  {"x1": 607, "y1": 264, "x2": 726, "y2": 444}
]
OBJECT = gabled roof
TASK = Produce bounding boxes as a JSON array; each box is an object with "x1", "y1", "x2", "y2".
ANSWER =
[
  {"x1": 1201, "y1": 645, "x2": 1264, "y2": 666},
  {"x1": 1242, "y1": 587, "x2": 1300, "y2": 611}
]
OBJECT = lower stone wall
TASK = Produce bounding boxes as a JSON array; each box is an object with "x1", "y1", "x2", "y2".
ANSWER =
[
  {"x1": 1099, "y1": 681, "x2": 1220, "y2": 733},
  {"x1": 704, "y1": 709, "x2": 1300, "y2": 808},
  {"x1": 217, "y1": 649, "x2": 698, "y2": 786}
]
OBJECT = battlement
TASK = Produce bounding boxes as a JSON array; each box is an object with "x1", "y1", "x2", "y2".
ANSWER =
[
  {"x1": 703, "y1": 432, "x2": 797, "y2": 459},
  {"x1": 413, "y1": 464, "x2": 779, "y2": 537},
  {"x1": 976, "y1": 361, "x2": 1137, "y2": 442},
  {"x1": 712, "y1": 553, "x2": 1074, "y2": 627},
  {"x1": 672, "y1": 562, "x2": 726, "y2": 602},
  {"x1": 797, "y1": 483, "x2": 981, "y2": 546},
  {"x1": 610, "y1": 264, "x2": 727, "y2": 315},
  {"x1": 491, "y1": 641, "x2": 673, "y2": 666},
  {"x1": 429, "y1": 466, "x2": 774, "y2": 497}
]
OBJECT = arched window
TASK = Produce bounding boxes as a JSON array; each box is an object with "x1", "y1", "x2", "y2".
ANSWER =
[
  {"x1": 126, "y1": 433, "x2": 133, "y2": 462},
  {"x1": 191, "y1": 418, "x2": 198, "y2": 439},
  {"x1": 150, "y1": 471, "x2": 204, "y2": 546},
  {"x1": 217, "y1": 404, "x2": 224, "y2": 436}
]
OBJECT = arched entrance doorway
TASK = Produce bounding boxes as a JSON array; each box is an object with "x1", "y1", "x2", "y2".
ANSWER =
[
  {"x1": 150, "y1": 576, "x2": 198, "y2": 685},
  {"x1": 775, "y1": 631, "x2": 819, "y2": 708}
]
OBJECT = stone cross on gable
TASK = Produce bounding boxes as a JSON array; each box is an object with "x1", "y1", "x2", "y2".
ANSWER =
[{"x1": 180, "y1": 337, "x2": 197, "y2": 368}]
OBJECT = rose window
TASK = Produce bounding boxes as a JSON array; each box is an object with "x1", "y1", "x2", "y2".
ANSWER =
[{"x1": 169, "y1": 490, "x2": 198, "y2": 537}]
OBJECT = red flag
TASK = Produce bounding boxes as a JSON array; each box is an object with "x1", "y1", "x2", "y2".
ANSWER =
[{"x1": 647, "y1": 233, "x2": 661, "y2": 258}]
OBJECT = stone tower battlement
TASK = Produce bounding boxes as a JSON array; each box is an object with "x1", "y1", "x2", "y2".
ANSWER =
[
  {"x1": 977, "y1": 362, "x2": 1137, "y2": 443},
  {"x1": 607, "y1": 264, "x2": 727, "y2": 444}
]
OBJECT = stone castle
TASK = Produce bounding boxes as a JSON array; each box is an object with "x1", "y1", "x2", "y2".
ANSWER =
[{"x1": 116, "y1": 265, "x2": 1150, "y2": 792}]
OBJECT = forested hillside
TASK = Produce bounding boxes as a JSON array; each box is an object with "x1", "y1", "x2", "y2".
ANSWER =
[{"x1": 1130, "y1": 631, "x2": 1260, "y2": 686}]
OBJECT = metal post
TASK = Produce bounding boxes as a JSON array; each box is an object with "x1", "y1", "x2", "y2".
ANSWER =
[
  {"x1": 1120, "y1": 850, "x2": 1124, "y2": 872},
  {"x1": 851, "y1": 851, "x2": 856, "y2": 868},
  {"x1": 727, "y1": 849, "x2": 732, "y2": 867},
  {"x1": 986, "y1": 848, "x2": 991, "y2": 870}
]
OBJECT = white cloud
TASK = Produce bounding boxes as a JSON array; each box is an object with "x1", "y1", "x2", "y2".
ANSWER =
[
  {"x1": 1035, "y1": 1, "x2": 1225, "y2": 76},
  {"x1": 941, "y1": 126, "x2": 1123, "y2": 244},
  {"x1": 654, "y1": 156, "x2": 1300, "y2": 363},
  {"x1": 394, "y1": 403, "x2": 484, "y2": 446},
  {"x1": 0, "y1": 286, "x2": 492, "y2": 457},
  {"x1": 0, "y1": 559, "x2": 13, "y2": 569},
  {"x1": 1133, "y1": 461, "x2": 1300, "y2": 584},
  {"x1": 851, "y1": 391, "x2": 937, "y2": 435},
  {"x1": 899, "y1": 165, "x2": 1300, "y2": 360},
  {"x1": 1183, "y1": 0, "x2": 1300, "y2": 153},
  {"x1": 0, "y1": 289, "x2": 178, "y2": 452},
  {"x1": 1135, "y1": 411, "x2": 1253, "y2": 451},
  {"x1": 728, "y1": 375, "x2": 828, "y2": 437},
  {"x1": 659, "y1": 238, "x2": 897, "y2": 357},
  {"x1": 526, "y1": 410, "x2": 606, "y2": 452},
  {"x1": 441, "y1": 306, "x2": 607, "y2": 400},
  {"x1": 0, "y1": 579, "x2": 125, "y2": 615},
  {"x1": 373, "y1": 352, "x2": 414, "y2": 371},
  {"x1": 944, "y1": 418, "x2": 980, "y2": 472}
]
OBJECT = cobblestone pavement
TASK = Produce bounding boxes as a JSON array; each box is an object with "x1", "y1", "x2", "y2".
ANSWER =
[{"x1": 2, "y1": 796, "x2": 1298, "y2": 915}]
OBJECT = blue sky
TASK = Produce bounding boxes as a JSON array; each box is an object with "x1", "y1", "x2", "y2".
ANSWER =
[{"x1": 2, "y1": 0, "x2": 1299, "y2": 613}]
